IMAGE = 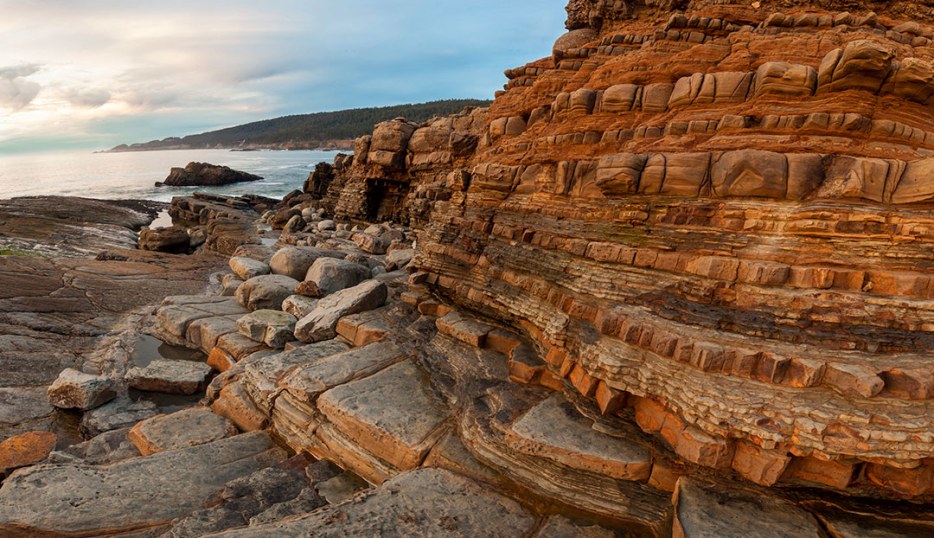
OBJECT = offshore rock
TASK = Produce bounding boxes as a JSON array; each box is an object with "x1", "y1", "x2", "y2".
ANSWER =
[{"x1": 157, "y1": 162, "x2": 263, "y2": 187}]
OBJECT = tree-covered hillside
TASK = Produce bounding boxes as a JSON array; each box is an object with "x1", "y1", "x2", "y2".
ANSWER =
[{"x1": 109, "y1": 99, "x2": 490, "y2": 152}]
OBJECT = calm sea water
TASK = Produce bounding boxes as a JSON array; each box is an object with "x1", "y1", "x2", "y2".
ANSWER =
[{"x1": 0, "y1": 149, "x2": 342, "y2": 202}]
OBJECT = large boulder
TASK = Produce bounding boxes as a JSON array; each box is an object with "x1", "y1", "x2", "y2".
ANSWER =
[
  {"x1": 294, "y1": 280, "x2": 388, "y2": 343},
  {"x1": 46, "y1": 369, "x2": 116, "y2": 411},
  {"x1": 138, "y1": 226, "x2": 190, "y2": 253},
  {"x1": 298, "y1": 258, "x2": 371, "y2": 297},
  {"x1": 236, "y1": 275, "x2": 300, "y2": 311},
  {"x1": 156, "y1": 162, "x2": 262, "y2": 187},
  {"x1": 269, "y1": 247, "x2": 344, "y2": 281}
]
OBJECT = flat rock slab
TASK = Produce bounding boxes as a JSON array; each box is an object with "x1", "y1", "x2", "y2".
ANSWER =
[
  {"x1": 280, "y1": 342, "x2": 407, "y2": 400},
  {"x1": 129, "y1": 407, "x2": 238, "y2": 456},
  {"x1": 207, "y1": 468, "x2": 536, "y2": 537},
  {"x1": 155, "y1": 297, "x2": 248, "y2": 346},
  {"x1": 507, "y1": 394, "x2": 652, "y2": 481},
  {"x1": 80, "y1": 398, "x2": 159, "y2": 437},
  {"x1": 126, "y1": 359, "x2": 212, "y2": 395},
  {"x1": 0, "y1": 431, "x2": 57, "y2": 477},
  {"x1": 317, "y1": 360, "x2": 448, "y2": 470},
  {"x1": 673, "y1": 477, "x2": 823, "y2": 538},
  {"x1": 0, "y1": 387, "x2": 53, "y2": 434},
  {"x1": 0, "y1": 432, "x2": 286, "y2": 537},
  {"x1": 436, "y1": 311, "x2": 492, "y2": 347},
  {"x1": 46, "y1": 368, "x2": 116, "y2": 410}
]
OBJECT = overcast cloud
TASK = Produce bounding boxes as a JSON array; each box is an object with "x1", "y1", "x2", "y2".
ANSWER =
[{"x1": 0, "y1": 0, "x2": 566, "y2": 153}]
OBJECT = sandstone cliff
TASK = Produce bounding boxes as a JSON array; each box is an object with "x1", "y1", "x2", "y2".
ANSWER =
[{"x1": 317, "y1": 0, "x2": 934, "y2": 501}]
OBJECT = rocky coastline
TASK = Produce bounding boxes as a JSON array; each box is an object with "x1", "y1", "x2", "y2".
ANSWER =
[{"x1": 1, "y1": 0, "x2": 934, "y2": 536}]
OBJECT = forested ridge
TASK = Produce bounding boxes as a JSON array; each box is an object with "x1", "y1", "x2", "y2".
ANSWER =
[{"x1": 109, "y1": 99, "x2": 490, "y2": 151}]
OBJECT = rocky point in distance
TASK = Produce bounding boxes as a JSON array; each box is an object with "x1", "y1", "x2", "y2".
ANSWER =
[
  {"x1": 155, "y1": 162, "x2": 264, "y2": 188},
  {"x1": 1, "y1": 0, "x2": 934, "y2": 536}
]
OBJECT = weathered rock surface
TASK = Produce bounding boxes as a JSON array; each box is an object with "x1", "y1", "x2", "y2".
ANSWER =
[
  {"x1": 138, "y1": 225, "x2": 191, "y2": 253},
  {"x1": 157, "y1": 162, "x2": 263, "y2": 187},
  {"x1": 0, "y1": 432, "x2": 286, "y2": 537},
  {"x1": 236, "y1": 275, "x2": 300, "y2": 311},
  {"x1": 269, "y1": 247, "x2": 344, "y2": 281},
  {"x1": 237, "y1": 310, "x2": 297, "y2": 349},
  {"x1": 0, "y1": 431, "x2": 56, "y2": 478},
  {"x1": 317, "y1": 360, "x2": 448, "y2": 471},
  {"x1": 125, "y1": 359, "x2": 212, "y2": 394},
  {"x1": 208, "y1": 468, "x2": 537, "y2": 537},
  {"x1": 128, "y1": 407, "x2": 238, "y2": 456},
  {"x1": 229, "y1": 257, "x2": 271, "y2": 280},
  {"x1": 294, "y1": 280, "x2": 388, "y2": 343},
  {"x1": 80, "y1": 398, "x2": 160, "y2": 437},
  {"x1": 672, "y1": 477, "x2": 824, "y2": 538},
  {"x1": 46, "y1": 368, "x2": 116, "y2": 410},
  {"x1": 299, "y1": 257, "x2": 371, "y2": 297}
]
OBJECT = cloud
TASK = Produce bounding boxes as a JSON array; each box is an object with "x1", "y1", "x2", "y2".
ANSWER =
[
  {"x1": 0, "y1": 63, "x2": 41, "y2": 110},
  {"x1": 63, "y1": 87, "x2": 111, "y2": 108}
]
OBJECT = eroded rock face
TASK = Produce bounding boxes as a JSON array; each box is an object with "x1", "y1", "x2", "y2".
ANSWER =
[{"x1": 309, "y1": 0, "x2": 934, "y2": 502}]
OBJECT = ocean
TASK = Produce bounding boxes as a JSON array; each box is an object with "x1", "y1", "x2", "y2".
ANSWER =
[{"x1": 0, "y1": 149, "x2": 342, "y2": 202}]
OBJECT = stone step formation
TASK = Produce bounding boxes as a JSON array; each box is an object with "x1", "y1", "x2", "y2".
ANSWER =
[{"x1": 2, "y1": 0, "x2": 934, "y2": 536}]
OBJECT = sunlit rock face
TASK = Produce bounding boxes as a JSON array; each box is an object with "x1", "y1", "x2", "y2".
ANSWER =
[
  {"x1": 309, "y1": 0, "x2": 934, "y2": 501},
  {"x1": 405, "y1": 0, "x2": 934, "y2": 498}
]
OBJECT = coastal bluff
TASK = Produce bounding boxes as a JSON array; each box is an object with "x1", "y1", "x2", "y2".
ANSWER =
[{"x1": 1, "y1": 0, "x2": 934, "y2": 536}]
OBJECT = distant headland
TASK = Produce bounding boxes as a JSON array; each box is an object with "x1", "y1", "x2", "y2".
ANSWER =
[{"x1": 104, "y1": 99, "x2": 490, "y2": 153}]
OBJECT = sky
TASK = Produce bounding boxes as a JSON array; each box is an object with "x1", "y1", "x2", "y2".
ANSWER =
[{"x1": 0, "y1": 0, "x2": 566, "y2": 154}]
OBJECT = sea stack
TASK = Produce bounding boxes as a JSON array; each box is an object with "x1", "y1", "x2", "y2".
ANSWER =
[{"x1": 155, "y1": 162, "x2": 263, "y2": 187}]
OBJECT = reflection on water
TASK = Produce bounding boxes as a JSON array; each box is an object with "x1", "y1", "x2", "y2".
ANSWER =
[
  {"x1": 0, "y1": 149, "x2": 340, "y2": 202},
  {"x1": 149, "y1": 210, "x2": 173, "y2": 229},
  {"x1": 130, "y1": 334, "x2": 204, "y2": 367}
]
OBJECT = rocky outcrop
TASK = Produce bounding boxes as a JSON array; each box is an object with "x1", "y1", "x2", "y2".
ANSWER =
[
  {"x1": 304, "y1": 0, "x2": 934, "y2": 504},
  {"x1": 156, "y1": 162, "x2": 263, "y2": 187}
]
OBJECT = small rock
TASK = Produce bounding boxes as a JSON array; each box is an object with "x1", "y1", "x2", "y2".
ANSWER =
[
  {"x1": 0, "y1": 431, "x2": 57, "y2": 478},
  {"x1": 46, "y1": 368, "x2": 116, "y2": 410},
  {"x1": 283, "y1": 215, "x2": 304, "y2": 234},
  {"x1": 282, "y1": 295, "x2": 319, "y2": 319},
  {"x1": 128, "y1": 407, "x2": 238, "y2": 456},
  {"x1": 80, "y1": 398, "x2": 159, "y2": 437},
  {"x1": 352, "y1": 232, "x2": 387, "y2": 254},
  {"x1": 236, "y1": 274, "x2": 300, "y2": 311},
  {"x1": 126, "y1": 359, "x2": 212, "y2": 395},
  {"x1": 221, "y1": 273, "x2": 244, "y2": 296},
  {"x1": 299, "y1": 257, "x2": 371, "y2": 297},
  {"x1": 229, "y1": 257, "x2": 271, "y2": 280},
  {"x1": 317, "y1": 219, "x2": 336, "y2": 231},
  {"x1": 371, "y1": 266, "x2": 387, "y2": 278},
  {"x1": 237, "y1": 310, "x2": 298, "y2": 349},
  {"x1": 294, "y1": 280, "x2": 388, "y2": 343}
]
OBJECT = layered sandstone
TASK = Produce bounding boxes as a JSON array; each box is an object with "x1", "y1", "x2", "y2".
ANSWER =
[{"x1": 317, "y1": 0, "x2": 934, "y2": 501}]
